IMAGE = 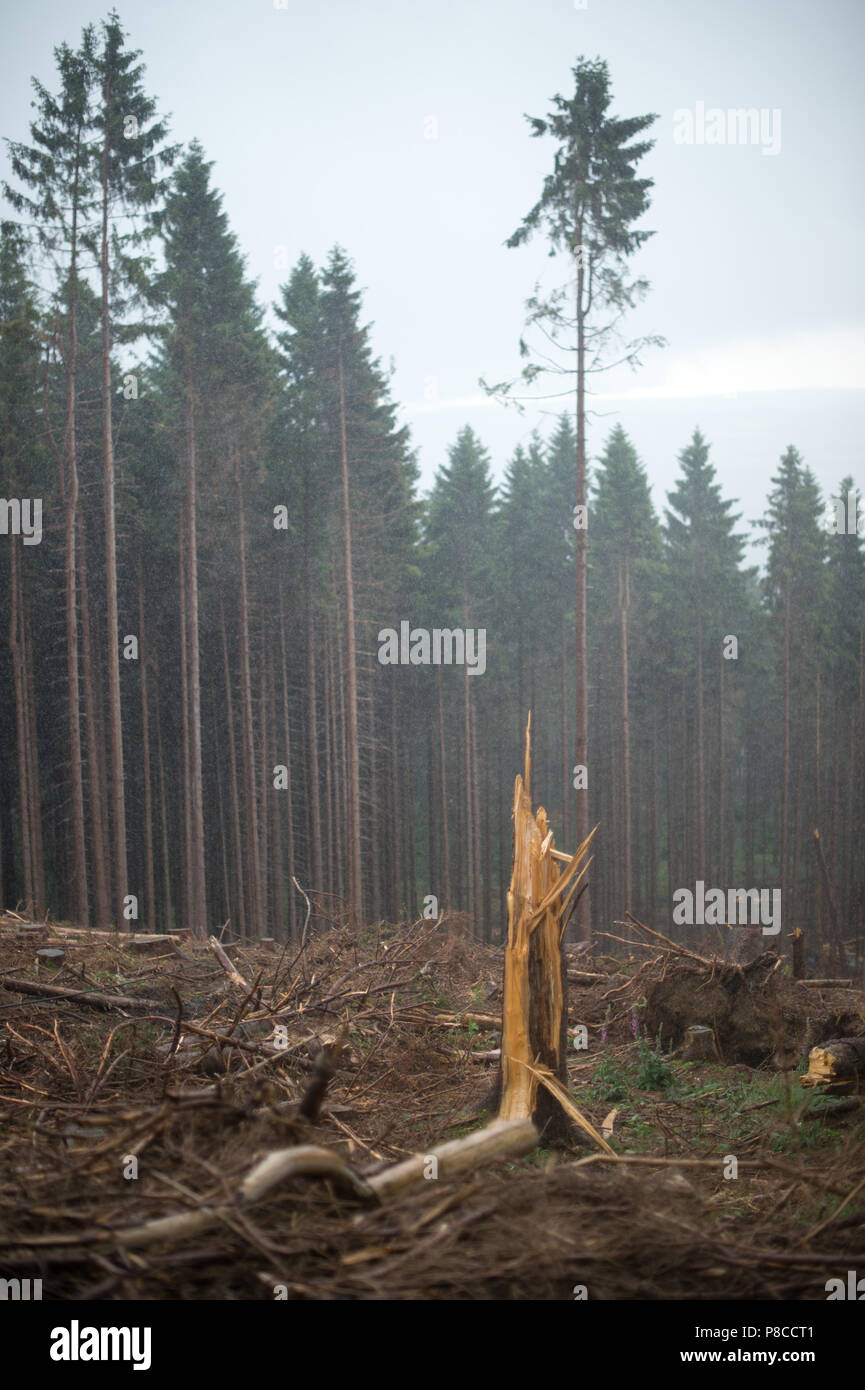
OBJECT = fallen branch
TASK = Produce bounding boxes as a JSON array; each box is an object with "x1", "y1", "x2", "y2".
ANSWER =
[
  {"x1": 208, "y1": 936, "x2": 257, "y2": 999},
  {"x1": 2, "y1": 1118, "x2": 537, "y2": 1257},
  {"x1": 0, "y1": 975, "x2": 159, "y2": 1013},
  {"x1": 796, "y1": 979, "x2": 854, "y2": 989}
]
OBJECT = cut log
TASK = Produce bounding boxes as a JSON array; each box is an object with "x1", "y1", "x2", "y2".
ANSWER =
[
  {"x1": 796, "y1": 978, "x2": 853, "y2": 988},
  {"x1": 0, "y1": 975, "x2": 159, "y2": 1013},
  {"x1": 800, "y1": 1037, "x2": 865, "y2": 1095}
]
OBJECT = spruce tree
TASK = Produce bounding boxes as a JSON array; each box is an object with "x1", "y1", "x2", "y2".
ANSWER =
[
  {"x1": 489, "y1": 58, "x2": 662, "y2": 936},
  {"x1": 91, "y1": 11, "x2": 176, "y2": 928},
  {"x1": 665, "y1": 429, "x2": 750, "y2": 892}
]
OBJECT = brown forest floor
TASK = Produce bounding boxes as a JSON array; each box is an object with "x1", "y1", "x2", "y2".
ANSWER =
[{"x1": 1, "y1": 909, "x2": 864, "y2": 1300}]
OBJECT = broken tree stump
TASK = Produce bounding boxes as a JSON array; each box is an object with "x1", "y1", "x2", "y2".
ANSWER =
[
  {"x1": 680, "y1": 1025, "x2": 717, "y2": 1062},
  {"x1": 497, "y1": 718, "x2": 600, "y2": 1145},
  {"x1": 36, "y1": 948, "x2": 65, "y2": 969},
  {"x1": 800, "y1": 1037, "x2": 865, "y2": 1095}
]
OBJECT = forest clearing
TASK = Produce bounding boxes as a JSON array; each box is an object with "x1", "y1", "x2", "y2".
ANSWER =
[
  {"x1": 1, "y1": 0, "x2": 863, "y2": 1342},
  {"x1": 2, "y1": 741, "x2": 864, "y2": 1304}
]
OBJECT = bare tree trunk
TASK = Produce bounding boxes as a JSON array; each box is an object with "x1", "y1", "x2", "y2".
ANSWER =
[
  {"x1": 390, "y1": 680, "x2": 401, "y2": 913},
  {"x1": 858, "y1": 628, "x2": 865, "y2": 953},
  {"x1": 619, "y1": 553, "x2": 631, "y2": 908},
  {"x1": 9, "y1": 540, "x2": 34, "y2": 912},
  {"x1": 153, "y1": 670, "x2": 174, "y2": 932},
  {"x1": 438, "y1": 669, "x2": 450, "y2": 908},
  {"x1": 791, "y1": 692, "x2": 805, "y2": 923},
  {"x1": 561, "y1": 609, "x2": 569, "y2": 850},
  {"x1": 79, "y1": 525, "x2": 111, "y2": 924},
  {"x1": 235, "y1": 467, "x2": 261, "y2": 937},
  {"x1": 22, "y1": 602, "x2": 44, "y2": 915},
  {"x1": 259, "y1": 636, "x2": 270, "y2": 938},
  {"x1": 278, "y1": 584, "x2": 297, "y2": 941},
  {"x1": 220, "y1": 598, "x2": 246, "y2": 938},
  {"x1": 337, "y1": 340, "x2": 362, "y2": 926},
  {"x1": 215, "y1": 751, "x2": 230, "y2": 926},
  {"x1": 100, "y1": 107, "x2": 127, "y2": 928},
  {"x1": 182, "y1": 371, "x2": 207, "y2": 936},
  {"x1": 369, "y1": 687, "x2": 380, "y2": 921},
  {"x1": 303, "y1": 470, "x2": 323, "y2": 903},
  {"x1": 574, "y1": 239, "x2": 590, "y2": 938},
  {"x1": 464, "y1": 656, "x2": 475, "y2": 927},
  {"x1": 178, "y1": 536, "x2": 192, "y2": 934},
  {"x1": 780, "y1": 579, "x2": 791, "y2": 902},
  {"x1": 138, "y1": 552, "x2": 155, "y2": 929},
  {"x1": 427, "y1": 723, "x2": 436, "y2": 909},
  {"x1": 324, "y1": 634, "x2": 335, "y2": 897},
  {"x1": 815, "y1": 668, "x2": 822, "y2": 938},
  {"x1": 480, "y1": 699, "x2": 491, "y2": 939},
  {"x1": 650, "y1": 712, "x2": 659, "y2": 923},
  {"x1": 695, "y1": 600, "x2": 705, "y2": 880},
  {"x1": 59, "y1": 224, "x2": 87, "y2": 923}
]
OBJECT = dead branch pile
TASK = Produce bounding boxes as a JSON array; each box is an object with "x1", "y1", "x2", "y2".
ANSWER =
[{"x1": 2, "y1": 908, "x2": 865, "y2": 1300}]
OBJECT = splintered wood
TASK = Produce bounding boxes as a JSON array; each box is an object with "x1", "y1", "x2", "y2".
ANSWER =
[
  {"x1": 498, "y1": 720, "x2": 609, "y2": 1150},
  {"x1": 801, "y1": 1037, "x2": 865, "y2": 1095}
]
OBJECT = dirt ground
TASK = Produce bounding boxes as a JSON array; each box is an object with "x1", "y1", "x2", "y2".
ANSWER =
[{"x1": 1, "y1": 910, "x2": 864, "y2": 1300}]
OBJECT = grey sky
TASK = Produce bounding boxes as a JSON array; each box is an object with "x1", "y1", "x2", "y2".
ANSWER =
[{"x1": 2, "y1": 0, "x2": 863, "y2": 542}]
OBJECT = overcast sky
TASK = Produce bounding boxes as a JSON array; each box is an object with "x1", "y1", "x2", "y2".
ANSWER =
[{"x1": 2, "y1": 0, "x2": 863, "y2": 543}]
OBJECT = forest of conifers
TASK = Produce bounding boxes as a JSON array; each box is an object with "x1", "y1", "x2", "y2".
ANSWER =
[{"x1": 1, "y1": 15, "x2": 863, "y2": 951}]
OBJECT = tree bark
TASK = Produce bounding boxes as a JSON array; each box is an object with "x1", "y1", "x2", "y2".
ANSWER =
[
  {"x1": 337, "y1": 340, "x2": 362, "y2": 926},
  {"x1": 235, "y1": 465, "x2": 261, "y2": 937},
  {"x1": 138, "y1": 551, "x2": 156, "y2": 930},
  {"x1": 182, "y1": 365, "x2": 207, "y2": 937},
  {"x1": 100, "y1": 94, "x2": 128, "y2": 928}
]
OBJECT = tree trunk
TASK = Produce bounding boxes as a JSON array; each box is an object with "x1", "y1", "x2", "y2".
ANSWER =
[
  {"x1": 220, "y1": 599, "x2": 246, "y2": 938},
  {"x1": 574, "y1": 240, "x2": 590, "y2": 940},
  {"x1": 337, "y1": 340, "x2": 362, "y2": 926},
  {"x1": 695, "y1": 600, "x2": 705, "y2": 882},
  {"x1": 278, "y1": 584, "x2": 297, "y2": 941},
  {"x1": 138, "y1": 552, "x2": 156, "y2": 930},
  {"x1": 9, "y1": 540, "x2": 34, "y2": 913},
  {"x1": 182, "y1": 368, "x2": 207, "y2": 937},
  {"x1": 498, "y1": 725, "x2": 594, "y2": 1143},
  {"x1": 101, "y1": 106, "x2": 127, "y2": 928},
  {"x1": 303, "y1": 470, "x2": 323, "y2": 906},
  {"x1": 178, "y1": 534, "x2": 192, "y2": 934},
  {"x1": 235, "y1": 465, "x2": 261, "y2": 937},
  {"x1": 438, "y1": 670, "x2": 450, "y2": 909},
  {"x1": 780, "y1": 578, "x2": 791, "y2": 904},
  {"x1": 619, "y1": 552, "x2": 631, "y2": 909},
  {"x1": 79, "y1": 525, "x2": 111, "y2": 925}
]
